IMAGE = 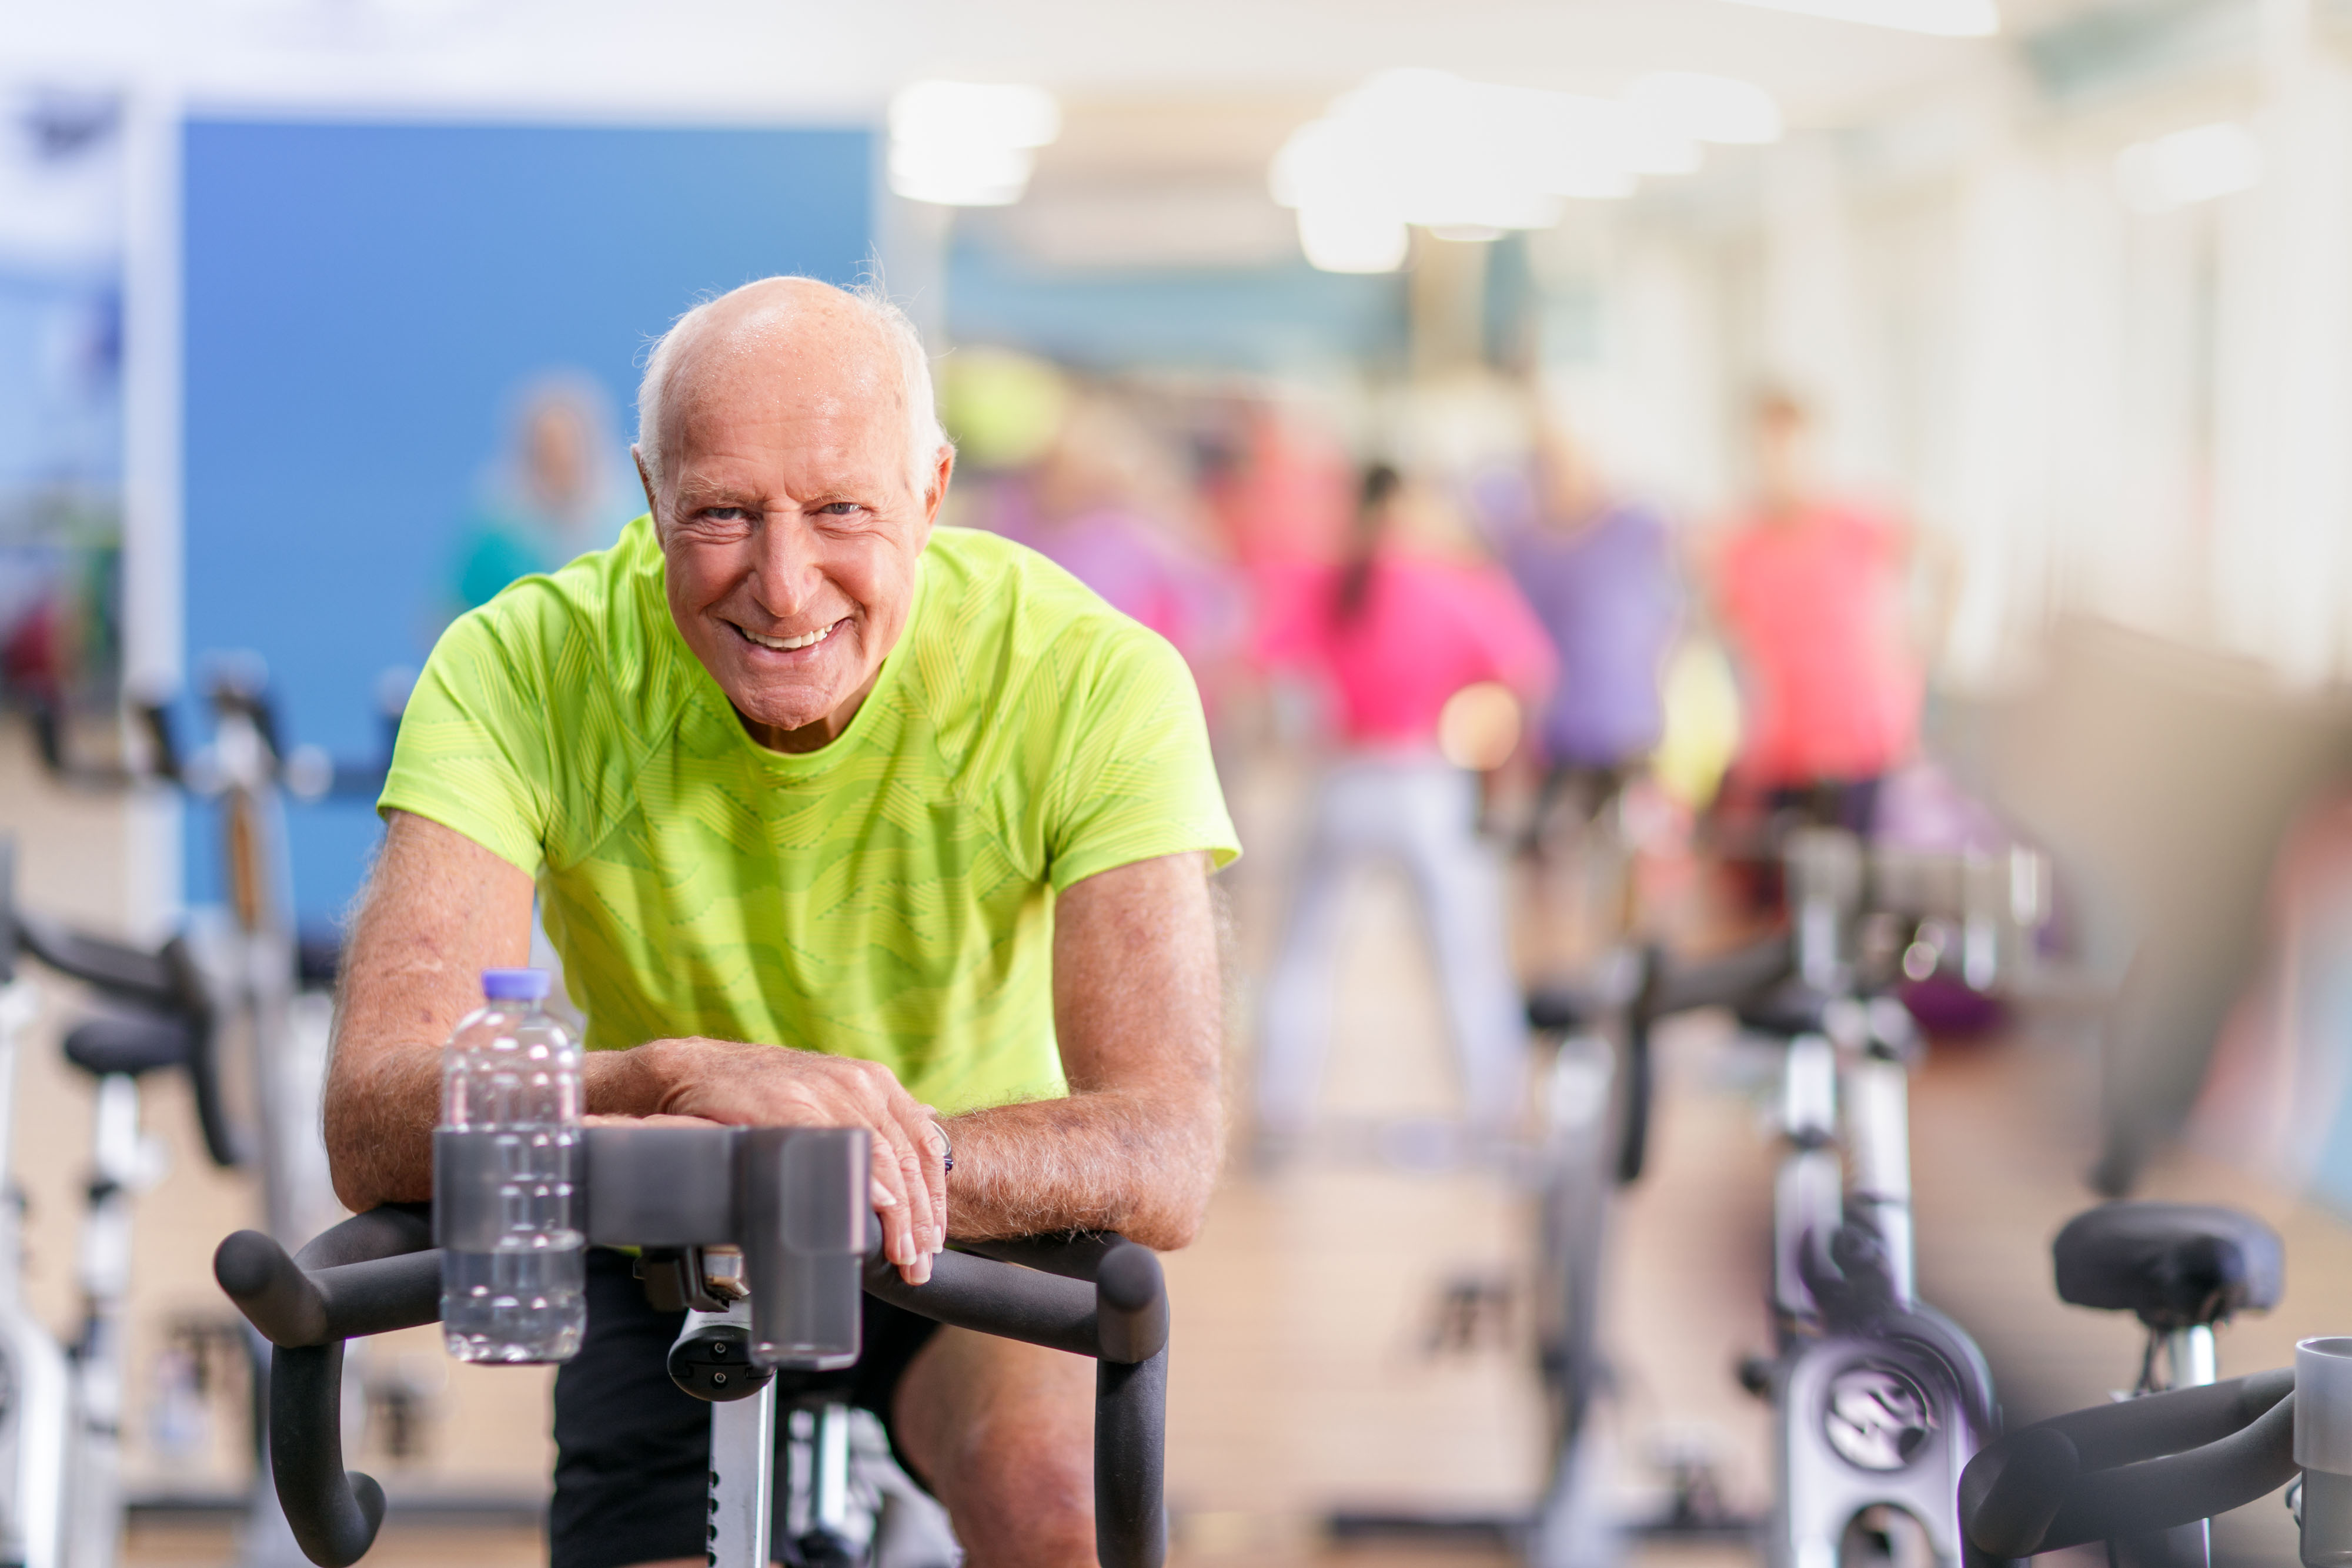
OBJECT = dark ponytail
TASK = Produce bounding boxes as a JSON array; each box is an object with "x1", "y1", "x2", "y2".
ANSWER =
[{"x1": 1334, "y1": 462, "x2": 1402, "y2": 626}]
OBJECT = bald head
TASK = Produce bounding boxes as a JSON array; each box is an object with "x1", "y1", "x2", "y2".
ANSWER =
[{"x1": 636, "y1": 277, "x2": 949, "y2": 502}]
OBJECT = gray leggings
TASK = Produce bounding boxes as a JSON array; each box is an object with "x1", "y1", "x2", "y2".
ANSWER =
[{"x1": 1255, "y1": 754, "x2": 1526, "y2": 1138}]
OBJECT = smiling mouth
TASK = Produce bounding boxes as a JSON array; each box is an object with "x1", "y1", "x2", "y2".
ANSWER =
[{"x1": 733, "y1": 618, "x2": 841, "y2": 653}]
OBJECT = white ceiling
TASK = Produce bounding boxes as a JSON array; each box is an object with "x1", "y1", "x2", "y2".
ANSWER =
[{"x1": 0, "y1": 0, "x2": 2075, "y2": 127}]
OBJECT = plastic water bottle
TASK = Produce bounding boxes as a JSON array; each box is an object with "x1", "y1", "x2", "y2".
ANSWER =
[{"x1": 437, "y1": 968, "x2": 584, "y2": 1363}]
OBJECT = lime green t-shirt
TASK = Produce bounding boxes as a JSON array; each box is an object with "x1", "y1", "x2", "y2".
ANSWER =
[{"x1": 379, "y1": 517, "x2": 1241, "y2": 1113}]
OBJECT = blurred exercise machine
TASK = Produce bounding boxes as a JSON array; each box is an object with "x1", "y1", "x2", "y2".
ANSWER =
[
  {"x1": 0, "y1": 839, "x2": 242, "y2": 1568},
  {"x1": 32, "y1": 659, "x2": 407, "y2": 1242},
  {"x1": 213, "y1": 1127, "x2": 1175, "y2": 1568},
  {"x1": 2036, "y1": 1200, "x2": 2284, "y2": 1568},
  {"x1": 29, "y1": 661, "x2": 407, "y2": 1563},
  {"x1": 1959, "y1": 1206, "x2": 2310, "y2": 1567},
  {"x1": 1352, "y1": 825, "x2": 2049, "y2": 1568}
]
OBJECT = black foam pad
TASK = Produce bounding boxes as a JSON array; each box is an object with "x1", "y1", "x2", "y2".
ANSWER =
[
  {"x1": 62, "y1": 1013, "x2": 195, "y2": 1079},
  {"x1": 2052, "y1": 1201, "x2": 2283, "y2": 1328}
]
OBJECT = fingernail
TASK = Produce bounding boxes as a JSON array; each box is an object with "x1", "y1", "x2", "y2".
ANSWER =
[
  {"x1": 871, "y1": 1179, "x2": 900, "y2": 1209},
  {"x1": 913, "y1": 1255, "x2": 933, "y2": 1285}
]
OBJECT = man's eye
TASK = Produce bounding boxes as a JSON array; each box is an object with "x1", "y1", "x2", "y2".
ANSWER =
[
  {"x1": 817, "y1": 502, "x2": 861, "y2": 517},
  {"x1": 701, "y1": 506, "x2": 749, "y2": 521}
]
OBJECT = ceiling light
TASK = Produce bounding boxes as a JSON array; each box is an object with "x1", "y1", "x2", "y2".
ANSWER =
[
  {"x1": 1711, "y1": 0, "x2": 2000, "y2": 35},
  {"x1": 888, "y1": 81, "x2": 1060, "y2": 208},
  {"x1": 1295, "y1": 206, "x2": 1412, "y2": 273},
  {"x1": 889, "y1": 82, "x2": 1060, "y2": 151},
  {"x1": 1625, "y1": 73, "x2": 1784, "y2": 146},
  {"x1": 2115, "y1": 122, "x2": 2263, "y2": 214},
  {"x1": 1271, "y1": 69, "x2": 1641, "y2": 271},
  {"x1": 889, "y1": 143, "x2": 1035, "y2": 208}
]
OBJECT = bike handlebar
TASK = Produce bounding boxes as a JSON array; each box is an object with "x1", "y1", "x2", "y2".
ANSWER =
[
  {"x1": 218, "y1": 1198, "x2": 1170, "y2": 1568},
  {"x1": 0, "y1": 839, "x2": 243, "y2": 1169},
  {"x1": 1960, "y1": 1368, "x2": 2298, "y2": 1557}
]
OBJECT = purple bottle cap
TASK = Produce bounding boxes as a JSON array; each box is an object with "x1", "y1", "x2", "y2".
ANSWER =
[{"x1": 481, "y1": 968, "x2": 550, "y2": 1001}]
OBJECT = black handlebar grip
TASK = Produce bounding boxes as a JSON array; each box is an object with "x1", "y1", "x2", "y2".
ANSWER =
[
  {"x1": 1647, "y1": 931, "x2": 1795, "y2": 1018},
  {"x1": 216, "y1": 1230, "x2": 329, "y2": 1346},
  {"x1": 864, "y1": 1248, "x2": 1101, "y2": 1358},
  {"x1": 165, "y1": 936, "x2": 248, "y2": 1171},
  {"x1": 271, "y1": 1341, "x2": 387, "y2": 1567},
  {"x1": 1962, "y1": 1368, "x2": 2297, "y2": 1556},
  {"x1": 219, "y1": 1231, "x2": 443, "y2": 1348},
  {"x1": 1959, "y1": 1422, "x2": 2083, "y2": 1557},
  {"x1": 1094, "y1": 1242, "x2": 1168, "y2": 1366}
]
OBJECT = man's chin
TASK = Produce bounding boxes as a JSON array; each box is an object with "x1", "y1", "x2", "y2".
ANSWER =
[{"x1": 721, "y1": 674, "x2": 847, "y2": 742}]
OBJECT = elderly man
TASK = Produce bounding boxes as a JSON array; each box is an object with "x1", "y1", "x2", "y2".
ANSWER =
[{"x1": 324, "y1": 276, "x2": 1238, "y2": 1568}]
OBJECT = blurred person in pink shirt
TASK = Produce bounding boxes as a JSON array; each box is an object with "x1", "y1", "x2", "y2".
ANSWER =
[
  {"x1": 1254, "y1": 463, "x2": 1556, "y2": 1157},
  {"x1": 1707, "y1": 389, "x2": 1932, "y2": 838}
]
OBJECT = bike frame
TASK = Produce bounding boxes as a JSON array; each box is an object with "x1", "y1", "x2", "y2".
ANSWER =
[
  {"x1": 1765, "y1": 830, "x2": 2002, "y2": 1568},
  {"x1": 0, "y1": 980, "x2": 71, "y2": 1568}
]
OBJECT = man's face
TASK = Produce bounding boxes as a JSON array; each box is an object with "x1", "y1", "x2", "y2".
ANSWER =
[{"x1": 642, "y1": 326, "x2": 951, "y2": 753}]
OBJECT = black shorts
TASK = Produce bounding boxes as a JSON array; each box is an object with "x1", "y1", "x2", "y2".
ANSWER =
[{"x1": 549, "y1": 1248, "x2": 941, "y2": 1568}]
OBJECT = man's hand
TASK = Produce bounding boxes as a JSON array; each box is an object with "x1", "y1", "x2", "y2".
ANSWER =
[{"x1": 636, "y1": 1039, "x2": 948, "y2": 1283}]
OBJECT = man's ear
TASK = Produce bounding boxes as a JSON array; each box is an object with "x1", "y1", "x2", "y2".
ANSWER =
[
  {"x1": 920, "y1": 446, "x2": 956, "y2": 531},
  {"x1": 632, "y1": 446, "x2": 659, "y2": 524}
]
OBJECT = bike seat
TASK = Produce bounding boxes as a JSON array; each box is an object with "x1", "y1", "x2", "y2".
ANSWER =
[
  {"x1": 1735, "y1": 978, "x2": 1833, "y2": 1039},
  {"x1": 63, "y1": 1012, "x2": 196, "y2": 1079},
  {"x1": 1525, "y1": 985, "x2": 1592, "y2": 1033},
  {"x1": 2051, "y1": 1202, "x2": 2283, "y2": 1328}
]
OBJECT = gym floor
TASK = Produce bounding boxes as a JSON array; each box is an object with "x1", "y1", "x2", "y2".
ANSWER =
[{"x1": 5, "y1": 731, "x2": 2342, "y2": 1567}]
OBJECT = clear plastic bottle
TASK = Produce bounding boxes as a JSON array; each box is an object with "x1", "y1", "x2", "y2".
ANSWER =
[{"x1": 438, "y1": 968, "x2": 584, "y2": 1363}]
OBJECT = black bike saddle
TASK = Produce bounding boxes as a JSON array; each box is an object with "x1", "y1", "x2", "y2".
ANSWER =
[
  {"x1": 2052, "y1": 1201, "x2": 2283, "y2": 1329},
  {"x1": 1735, "y1": 977, "x2": 1833, "y2": 1039},
  {"x1": 62, "y1": 1011, "x2": 197, "y2": 1079}
]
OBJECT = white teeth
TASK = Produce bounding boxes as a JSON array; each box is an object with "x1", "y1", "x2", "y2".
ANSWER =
[{"x1": 742, "y1": 623, "x2": 832, "y2": 651}]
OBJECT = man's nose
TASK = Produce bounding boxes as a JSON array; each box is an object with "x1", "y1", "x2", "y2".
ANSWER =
[{"x1": 748, "y1": 518, "x2": 823, "y2": 617}]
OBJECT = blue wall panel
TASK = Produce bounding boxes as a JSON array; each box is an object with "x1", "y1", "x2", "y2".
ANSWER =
[{"x1": 181, "y1": 119, "x2": 874, "y2": 924}]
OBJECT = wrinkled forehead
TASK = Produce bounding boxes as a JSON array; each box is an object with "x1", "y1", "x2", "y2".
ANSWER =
[{"x1": 659, "y1": 310, "x2": 908, "y2": 473}]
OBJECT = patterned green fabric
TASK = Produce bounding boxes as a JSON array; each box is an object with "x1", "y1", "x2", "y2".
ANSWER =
[{"x1": 380, "y1": 516, "x2": 1240, "y2": 1112}]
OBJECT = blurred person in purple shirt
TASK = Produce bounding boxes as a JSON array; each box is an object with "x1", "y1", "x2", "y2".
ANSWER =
[
  {"x1": 985, "y1": 393, "x2": 1244, "y2": 691},
  {"x1": 1477, "y1": 420, "x2": 1682, "y2": 841}
]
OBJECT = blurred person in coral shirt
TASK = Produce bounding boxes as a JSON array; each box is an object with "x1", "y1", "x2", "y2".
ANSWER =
[
  {"x1": 1254, "y1": 464, "x2": 1555, "y2": 1158},
  {"x1": 1706, "y1": 389, "x2": 1942, "y2": 840}
]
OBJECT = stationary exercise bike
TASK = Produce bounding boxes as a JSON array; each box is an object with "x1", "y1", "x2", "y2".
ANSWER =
[
  {"x1": 34, "y1": 660, "x2": 406, "y2": 1245},
  {"x1": 215, "y1": 1124, "x2": 1172, "y2": 1568},
  {"x1": 1505, "y1": 824, "x2": 2048, "y2": 1568},
  {"x1": 0, "y1": 839, "x2": 243, "y2": 1568},
  {"x1": 1959, "y1": 1212, "x2": 2330, "y2": 1567}
]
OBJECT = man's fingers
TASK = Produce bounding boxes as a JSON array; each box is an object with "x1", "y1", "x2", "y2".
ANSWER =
[
  {"x1": 868, "y1": 1137, "x2": 917, "y2": 1272},
  {"x1": 920, "y1": 1105, "x2": 950, "y2": 1249},
  {"x1": 888, "y1": 1098, "x2": 947, "y2": 1254},
  {"x1": 857, "y1": 1072, "x2": 938, "y2": 1258},
  {"x1": 881, "y1": 1124, "x2": 935, "y2": 1271}
]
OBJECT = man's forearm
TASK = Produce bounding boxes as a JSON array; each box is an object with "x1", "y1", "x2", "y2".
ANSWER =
[
  {"x1": 943, "y1": 1086, "x2": 1220, "y2": 1251},
  {"x1": 326, "y1": 1040, "x2": 671, "y2": 1213}
]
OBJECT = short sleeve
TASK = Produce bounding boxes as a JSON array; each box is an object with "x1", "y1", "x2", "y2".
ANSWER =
[
  {"x1": 377, "y1": 602, "x2": 560, "y2": 878},
  {"x1": 1042, "y1": 623, "x2": 1242, "y2": 892}
]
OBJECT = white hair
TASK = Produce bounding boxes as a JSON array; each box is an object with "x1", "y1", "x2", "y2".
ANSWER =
[{"x1": 635, "y1": 276, "x2": 951, "y2": 500}]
